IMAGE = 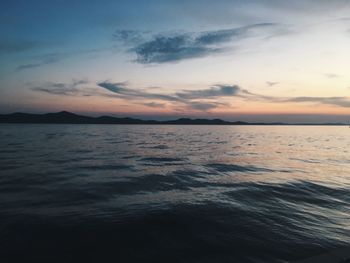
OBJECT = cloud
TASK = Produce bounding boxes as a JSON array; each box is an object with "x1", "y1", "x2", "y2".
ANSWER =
[
  {"x1": 98, "y1": 81, "x2": 128, "y2": 93},
  {"x1": 31, "y1": 80, "x2": 89, "y2": 96},
  {"x1": 283, "y1": 96, "x2": 350, "y2": 108},
  {"x1": 32, "y1": 83, "x2": 79, "y2": 96},
  {"x1": 97, "y1": 82, "x2": 243, "y2": 111},
  {"x1": 187, "y1": 101, "x2": 225, "y2": 111},
  {"x1": 266, "y1": 81, "x2": 279, "y2": 87},
  {"x1": 143, "y1": 102, "x2": 166, "y2": 108},
  {"x1": 33, "y1": 80, "x2": 350, "y2": 110},
  {"x1": 98, "y1": 82, "x2": 245, "y2": 102},
  {"x1": 16, "y1": 63, "x2": 43, "y2": 71},
  {"x1": 16, "y1": 52, "x2": 67, "y2": 72},
  {"x1": 195, "y1": 23, "x2": 276, "y2": 45},
  {"x1": 239, "y1": 89, "x2": 350, "y2": 108},
  {"x1": 98, "y1": 81, "x2": 181, "y2": 102},
  {"x1": 113, "y1": 30, "x2": 145, "y2": 44},
  {"x1": 115, "y1": 23, "x2": 281, "y2": 64},
  {"x1": 16, "y1": 48, "x2": 104, "y2": 72},
  {"x1": 132, "y1": 34, "x2": 220, "y2": 64},
  {"x1": 97, "y1": 81, "x2": 350, "y2": 109},
  {"x1": 176, "y1": 85, "x2": 242, "y2": 99}
]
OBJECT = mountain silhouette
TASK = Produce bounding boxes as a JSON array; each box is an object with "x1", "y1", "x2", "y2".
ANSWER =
[
  {"x1": 0, "y1": 111, "x2": 346, "y2": 125},
  {"x1": 0, "y1": 111, "x2": 245, "y2": 125}
]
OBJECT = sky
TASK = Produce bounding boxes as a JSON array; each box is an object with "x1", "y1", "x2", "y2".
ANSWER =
[{"x1": 1, "y1": 0, "x2": 350, "y2": 122}]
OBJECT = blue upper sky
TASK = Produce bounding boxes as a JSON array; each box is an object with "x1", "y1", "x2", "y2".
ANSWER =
[{"x1": 1, "y1": 0, "x2": 350, "y2": 122}]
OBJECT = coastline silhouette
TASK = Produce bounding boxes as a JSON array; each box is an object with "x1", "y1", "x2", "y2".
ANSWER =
[{"x1": 0, "y1": 111, "x2": 347, "y2": 125}]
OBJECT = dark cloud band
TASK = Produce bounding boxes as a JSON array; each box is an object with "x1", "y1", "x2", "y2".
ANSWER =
[{"x1": 33, "y1": 80, "x2": 350, "y2": 111}]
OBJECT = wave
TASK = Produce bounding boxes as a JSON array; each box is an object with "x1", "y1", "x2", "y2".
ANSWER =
[{"x1": 0, "y1": 124, "x2": 349, "y2": 262}]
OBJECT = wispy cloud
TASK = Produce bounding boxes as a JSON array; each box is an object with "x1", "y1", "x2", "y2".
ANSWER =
[
  {"x1": 282, "y1": 96, "x2": 350, "y2": 108},
  {"x1": 266, "y1": 81, "x2": 279, "y2": 87},
  {"x1": 16, "y1": 52, "x2": 70, "y2": 72},
  {"x1": 188, "y1": 101, "x2": 227, "y2": 111},
  {"x1": 241, "y1": 89, "x2": 350, "y2": 108},
  {"x1": 98, "y1": 81, "x2": 350, "y2": 109},
  {"x1": 31, "y1": 79, "x2": 89, "y2": 96},
  {"x1": 97, "y1": 82, "x2": 239, "y2": 111},
  {"x1": 16, "y1": 48, "x2": 104, "y2": 72},
  {"x1": 33, "y1": 80, "x2": 350, "y2": 110},
  {"x1": 113, "y1": 30, "x2": 146, "y2": 44},
  {"x1": 98, "y1": 81, "x2": 180, "y2": 102},
  {"x1": 176, "y1": 85, "x2": 243, "y2": 99},
  {"x1": 16, "y1": 53, "x2": 65, "y2": 71},
  {"x1": 195, "y1": 23, "x2": 276, "y2": 45},
  {"x1": 114, "y1": 23, "x2": 283, "y2": 64},
  {"x1": 142, "y1": 102, "x2": 166, "y2": 108}
]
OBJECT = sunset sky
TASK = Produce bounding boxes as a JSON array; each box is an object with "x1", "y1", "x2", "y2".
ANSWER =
[{"x1": 1, "y1": 0, "x2": 350, "y2": 122}]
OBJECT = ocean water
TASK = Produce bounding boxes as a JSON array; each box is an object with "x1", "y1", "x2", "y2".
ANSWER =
[{"x1": 0, "y1": 124, "x2": 349, "y2": 263}]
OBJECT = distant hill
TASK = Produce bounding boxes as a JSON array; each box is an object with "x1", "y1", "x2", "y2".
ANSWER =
[
  {"x1": 0, "y1": 111, "x2": 243, "y2": 125},
  {"x1": 0, "y1": 111, "x2": 347, "y2": 125}
]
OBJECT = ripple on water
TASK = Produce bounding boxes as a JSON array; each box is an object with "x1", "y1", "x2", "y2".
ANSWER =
[{"x1": 0, "y1": 124, "x2": 349, "y2": 263}]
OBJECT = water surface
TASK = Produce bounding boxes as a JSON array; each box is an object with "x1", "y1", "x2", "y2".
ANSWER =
[{"x1": 0, "y1": 124, "x2": 349, "y2": 262}]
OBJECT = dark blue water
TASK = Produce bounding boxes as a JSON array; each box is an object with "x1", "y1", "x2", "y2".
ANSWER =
[{"x1": 0, "y1": 124, "x2": 349, "y2": 262}]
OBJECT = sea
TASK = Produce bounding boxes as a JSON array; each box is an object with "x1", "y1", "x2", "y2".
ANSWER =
[{"x1": 0, "y1": 124, "x2": 349, "y2": 263}]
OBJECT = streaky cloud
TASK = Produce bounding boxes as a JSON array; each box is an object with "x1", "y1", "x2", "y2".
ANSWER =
[
  {"x1": 266, "y1": 81, "x2": 279, "y2": 87},
  {"x1": 98, "y1": 82, "x2": 246, "y2": 102},
  {"x1": 97, "y1": 82, "x2": 238, "y2": 111},
  {"x1": 98, "y1": 81, "x2": 128, "y2": 93},
  {"x1": 176, "y1": 85, "x2": 242, "y2": 99},
  {"x1": 195, "y1": 23, "x2": 276, "y2": 45},
  {"x1": 16, "y1": 63, "x2": 43, "y2": 71},
  {"x1": 115, "y1": 23, "x2": 282, "y2": 64},
  {"x1": 31, "y1": 80, "x2": 89, "y2": 96},
  {"x1": 143, "y1": 102, "x2": 166, "y2": 108},
  {"x1": 240, "y1": 89, "x2": 350, "y2": 108},
  {"x1": 16, "y1": 48, "x2": 105, "y2": 72},
  {"x1": 97, "y1": 81, "x2": 181, "y2": 102},
  {"x1": 32, "y1": 84, "x2": 79, "y2": 96},
  {"x1": 283, "y1": 96, "x2": 350, "y2": 108},
  {"x1": 188, "y1": 101, "x2": 224, "y2": 111},
  {"x1": 16, "y1": 53, "x2": 66, "y2": 72},
  {"x1": 33, "y1": 80, "x2": 350, "y2": 111},
  {"x1": 91, "y1": 81, "x2": 350, "y2": 109}
]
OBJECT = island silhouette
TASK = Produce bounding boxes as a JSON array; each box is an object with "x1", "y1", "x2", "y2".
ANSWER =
[{"x1": 0, "y1": 111, "x2": 347, "y2": 125}]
